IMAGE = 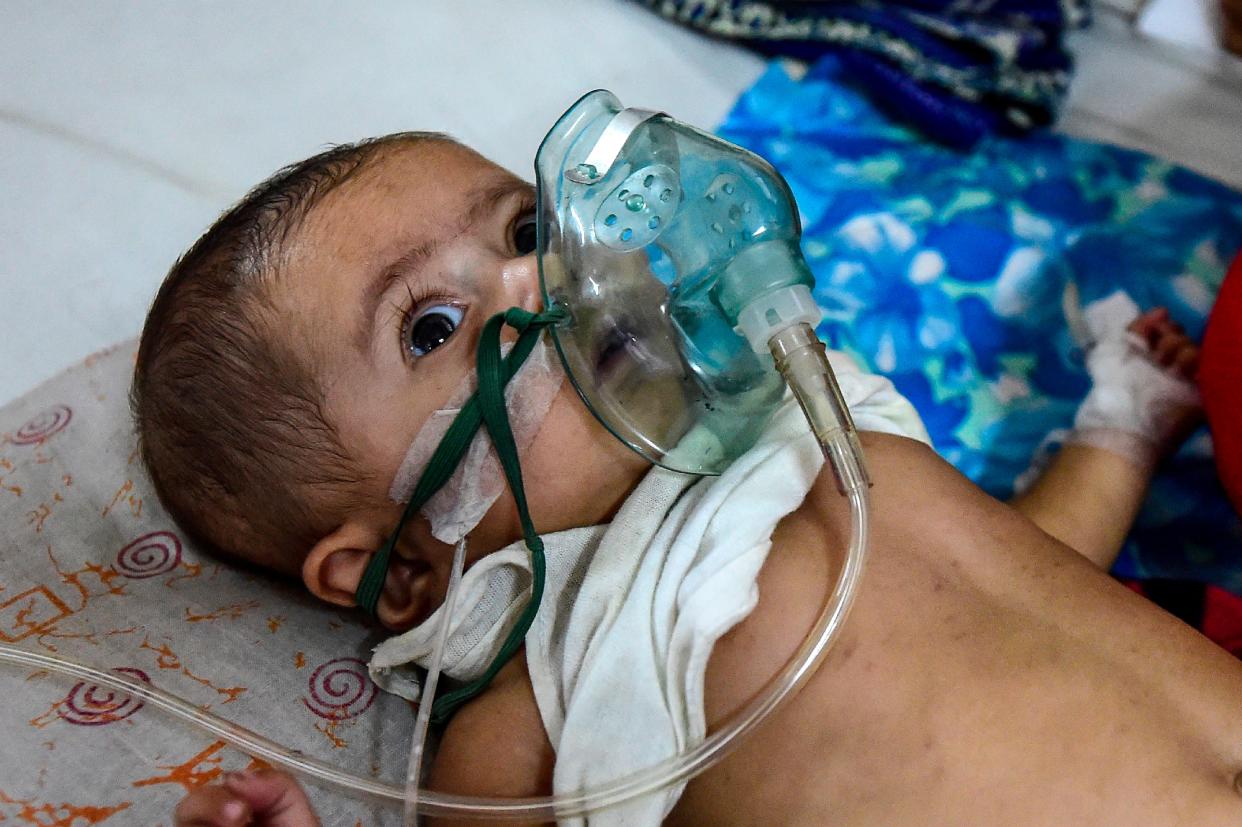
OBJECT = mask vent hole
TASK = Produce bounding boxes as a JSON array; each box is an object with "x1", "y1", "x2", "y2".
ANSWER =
[
  {"x1": 592, "y1": 163, "x2": 679, "y2": 251},
  {"x1": 700, "y1": 173, "x2": 759, "y2": 250}
]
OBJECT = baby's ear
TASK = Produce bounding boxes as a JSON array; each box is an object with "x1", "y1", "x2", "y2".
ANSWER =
[{"x1": 302, "y1": 522, "x2": 429, "y2": 630}]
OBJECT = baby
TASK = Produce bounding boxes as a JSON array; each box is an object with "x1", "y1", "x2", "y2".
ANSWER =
[{"x1": 136, "y1": 134, "x2": 1242, "y2": 826}]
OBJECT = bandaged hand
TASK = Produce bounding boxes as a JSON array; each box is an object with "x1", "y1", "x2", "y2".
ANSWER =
[
  {"x1": 1069, "y1": 292, "x2": 1202, "y2": 471},
  {"x1": 173, "y1": 769, "x2": 320, "y2": 827}
]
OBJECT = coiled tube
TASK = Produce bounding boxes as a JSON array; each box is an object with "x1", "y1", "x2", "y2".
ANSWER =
[
  {"x1": 0, "y1": 321, "x2": 871, "y2": 820},
  {"x1": 0, "y1": 483, "x2": 868, "y2": 820}
]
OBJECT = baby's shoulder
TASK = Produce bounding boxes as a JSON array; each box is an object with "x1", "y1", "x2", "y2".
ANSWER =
[
  {"x1": 429, "y1": 654, "x2": 553, "y2": 822},
  {"x1": 702, "y1": 432, "x2": 948, "y2": 719}
]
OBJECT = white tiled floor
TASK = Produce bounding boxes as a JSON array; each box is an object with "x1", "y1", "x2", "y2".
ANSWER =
[{"x1": 2, "y1": 1, "x2": 1239, "y2": 405}]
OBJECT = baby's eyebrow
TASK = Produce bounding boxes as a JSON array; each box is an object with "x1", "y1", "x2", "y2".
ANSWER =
[
  {"x1": 356, "y1": 176, "x2": 533, "y2": 353},
  {"x1": 458, "y1": 176, "x2": 534, "y2": 234}
]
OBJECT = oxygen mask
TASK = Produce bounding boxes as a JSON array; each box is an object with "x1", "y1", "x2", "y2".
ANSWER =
[{"x1": 537, "y1": 90, "x2": 831, "y2": 474}]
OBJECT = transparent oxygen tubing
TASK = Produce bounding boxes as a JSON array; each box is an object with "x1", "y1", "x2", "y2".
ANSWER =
[
  {"x1": 405, "y1": 536, "x2": 469, "y2": 826},
  {"x1": 0, "y1": 505, "x2": 867, "y2": 819},
  {"x1": 768, "y1": 324, "x2": 873, "y2": 496},
  {"x1": 0, "y1": 326, "x2": 870, "y2": 821}
]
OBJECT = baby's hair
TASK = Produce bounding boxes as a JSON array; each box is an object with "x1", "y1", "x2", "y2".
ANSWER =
[{"x1": 132, "y1": 132, "x2": 451, "y2": 576}]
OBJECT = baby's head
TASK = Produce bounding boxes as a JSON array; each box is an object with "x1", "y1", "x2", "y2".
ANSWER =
[{"x1": 133, "y1": 134, "x2": 645, "y2": 627}]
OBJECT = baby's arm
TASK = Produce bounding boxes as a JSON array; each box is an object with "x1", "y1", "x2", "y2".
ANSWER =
[
  {"x1": 428, "y1": 654, "x2": 554, "y2": 826},
  {"x1": 1010, "y1": 443, "x2": 1155, "y2": 570},
  {"x1": 1010, "y1": 305, "x2": 1201, "y2": 569}
]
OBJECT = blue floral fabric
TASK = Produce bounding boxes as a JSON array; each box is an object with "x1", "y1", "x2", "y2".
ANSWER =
[{"x1": 718, "y1": 59, "x2": 1242, "y2": 590}]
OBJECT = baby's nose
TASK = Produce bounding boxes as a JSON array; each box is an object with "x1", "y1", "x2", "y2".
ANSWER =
[{"x1": 499, "y1": 253, "x2": 541, "y2": 311}]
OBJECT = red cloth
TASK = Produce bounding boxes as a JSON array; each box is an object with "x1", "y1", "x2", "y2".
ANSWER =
[
  {"x1": 1203, "y1": 586, "x2": 1242, "y2": 658},
  {"x1": 1200, "y1": 252, "x2": 1242, "y2": 516},
  {"x1": 1121, "y1": 579, "x2": 1242, "y2": 660}
]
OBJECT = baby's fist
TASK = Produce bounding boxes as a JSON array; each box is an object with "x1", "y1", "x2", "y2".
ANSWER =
[{"x1": 174, "y1": 769, "x2": 320, "y2": 827}]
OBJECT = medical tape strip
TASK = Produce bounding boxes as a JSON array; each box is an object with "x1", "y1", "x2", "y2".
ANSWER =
[
  {"x1": 388, "y1": 338, "x2": 565, "y2": 543},
  {"x1": 1069, "y1": 291, "x2": 1201, "y2": 468}
]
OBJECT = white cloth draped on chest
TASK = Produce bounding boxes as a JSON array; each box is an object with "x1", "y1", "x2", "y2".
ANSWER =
[{"x1": 370, "y1": 350, "x2": 929, "y2": 824}]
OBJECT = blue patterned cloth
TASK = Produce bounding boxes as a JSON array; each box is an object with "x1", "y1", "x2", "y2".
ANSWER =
[
  {"x1": 718, "y1": 60, "x2": 1242, "y2": 589},
  {"x1": 643, "y1": 0, "x2": 1089, "y2": 147}
]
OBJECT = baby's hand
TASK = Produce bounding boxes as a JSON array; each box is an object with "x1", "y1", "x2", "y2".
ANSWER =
[
  {"x1": 174, "y1": 769, "x2": 320, "y2": 827},
  {"x1": 1127, "y1": 307, "x2": 1199, "y2": 379},
  {"x1": 1127, "y1": 306, "x2": 1204, "y2": 446},
  {"x1": 1071, "y1": 298, "x2": 1203, "y2": 469}
]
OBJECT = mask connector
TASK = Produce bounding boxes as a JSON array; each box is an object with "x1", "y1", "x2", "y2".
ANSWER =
[
  {"x1": 768, "y1": 323, "x2": 872, "y2": 496},
  {"x1": 733, "y1": 280, "x2": 821, "y2": 355}
]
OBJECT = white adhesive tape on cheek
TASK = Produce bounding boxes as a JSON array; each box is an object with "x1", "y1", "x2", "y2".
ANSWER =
[
  {"x1": 389, "y1": 374, "x2": 478, "y2": 505},
  {"x1": 387, "y1": 339, "x2": 566, "y2": 544}
]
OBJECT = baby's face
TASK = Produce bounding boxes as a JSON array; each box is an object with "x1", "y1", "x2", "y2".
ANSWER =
[
  {"x1": 275, "y1": 141, "x2": 542, "y2": 498},
  {"x1": 271, "y1": 140, "x2": 646, "y2": 615}
]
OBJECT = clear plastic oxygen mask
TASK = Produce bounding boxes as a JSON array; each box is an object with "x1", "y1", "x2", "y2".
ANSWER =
[
  {"x1": 0, "y1": 91, "x2": 873, "y2": 824},
  {"x1": 538, "y1": 91, "x2": 870, "y2": 492}
]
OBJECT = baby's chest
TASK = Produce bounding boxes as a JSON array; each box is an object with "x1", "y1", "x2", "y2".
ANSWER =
[{"x1": 680, "y1": 545, "x2": 1242, "y2": 825}]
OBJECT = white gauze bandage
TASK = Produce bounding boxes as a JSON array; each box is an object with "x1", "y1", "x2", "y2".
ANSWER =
[
  {"x1": 1069, "y1": 290, "x2": 1201, "y2": 469},
  {"x1": 388, "y1": 337, "x2": 565, "y2": 543}
]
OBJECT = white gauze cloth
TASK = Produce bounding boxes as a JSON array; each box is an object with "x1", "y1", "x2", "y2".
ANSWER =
[
  {"x1": 388, "y1": 337, "x2": 564, "y2": 544},
  {"x1": 1069, "y1": 290, "x2": 1201, "y2": 469},
  {"x1": 370, "y1": 351, "x2": 930, "y2": 825}
]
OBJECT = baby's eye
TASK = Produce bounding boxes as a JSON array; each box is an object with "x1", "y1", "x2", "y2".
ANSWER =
[
  {"x1": 512, "y1": 211, "x2": 537, "y2": 256},
  {"x1": 406, "y1": 304, "x2": 465, "y2": 358}
]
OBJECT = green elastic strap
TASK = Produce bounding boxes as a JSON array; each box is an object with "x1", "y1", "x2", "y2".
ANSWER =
[{"x1": 353, "y1": 305, "x2": 564, "y2": 725}]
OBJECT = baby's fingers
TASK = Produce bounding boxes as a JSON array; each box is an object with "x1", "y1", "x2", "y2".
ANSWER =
[
  {"x1": 223, "y1": 769, "x2": 320, "y2": 826},
  {"x1": 1127, "y1": 307, "x2": 1169, "y2": 341},
  {"x1": 1173, "y1": 343, "x2": 1200, "y2": 378},
  {"x1": 1153, "y1": 331, "x2": 1186, "y2": 366},
  {"x1": 174, "y1": 784, "x2": 251, "y2": 827}
]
